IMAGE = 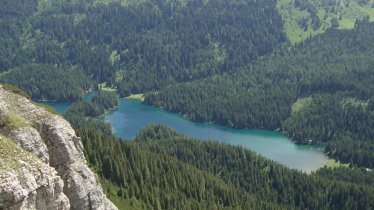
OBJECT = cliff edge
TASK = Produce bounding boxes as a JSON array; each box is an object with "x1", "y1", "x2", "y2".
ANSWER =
[{"x1": 0, "y1": 85, "x2": 117, "y2": 210}]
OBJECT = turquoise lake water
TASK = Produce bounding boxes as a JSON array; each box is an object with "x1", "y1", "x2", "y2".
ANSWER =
[
  {"x1": 42, "y1": 98, "x2": 328, "y2": 172},
  {"x1": 104, "y1": 99, "x2": 328, "y2": 172}
]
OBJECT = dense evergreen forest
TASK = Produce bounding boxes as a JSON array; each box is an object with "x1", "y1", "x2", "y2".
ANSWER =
[
  {"x1": 60, "y1": 94, "x2": 374, "y2": 209},
  {"x1": 0, "y1": 64, "x2": 91, "y2": 101},
  {"x1": 0, "y1": 1, "x2": 372, "y2": 164},
  {"x1": 145, "y1": 20, "x2": 374, "y2": 167},
  {"x1": 0, "y1": 0, "x2": 287, "y2": 98},
  {"x1": 0, "y1": 0, "x2": 373, "y2": 209},
  {"x1": 74, "y1": 123, "x2": 374, "y2": 210},
  {"x1": 277, "y1": 0, "x2": 374, "y2": 43},
  {"x1": 64, "y1": 90, "x2": 119, "y2": 117}
]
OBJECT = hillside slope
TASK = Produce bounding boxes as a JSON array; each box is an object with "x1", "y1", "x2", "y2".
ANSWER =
[
  {"x1": 145, "y1": 20, "x2": 374, "y2": 167},
  {"x1": 0, "y1": 0, "x2": 287, "y2": 99},
  {"x1": 277, "y1": 0, "x2": 374, "y2": 43},
  {"x1": 72, "y1": 123, "x2": 374, "y2": 209}
]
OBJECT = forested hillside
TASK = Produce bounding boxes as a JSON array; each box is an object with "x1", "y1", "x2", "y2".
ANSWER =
[
  {"x1": 1, "y1": 1, "x2": 373, "y2": 209},
  {"x1": 0, "y1": 0, "x2": 287, "y2": 99},
  {"x1": 60, "y1": 94, "x2": 374, "y2": 209},
  {"x1": 0, "y1": 0, "x2": 372, "y2": 164},
  {"x1": 64, "y1": 90, "x2": 118, "y2": 117},
  {"x1": 0, "y1": 64, "x2": 91, "y2": 101},
  {"x1": 145, "y1": 20, "x2": 374, "y2": 167},
  {"x1": 0, "y1": 0, "x2": 38, "y2": 71},
  {"x1": 277, "y1": 0, "x2": 374, "y2": 42},
  {"x1": 75, "y1": 124, "x2": 374, "y2": 210}
]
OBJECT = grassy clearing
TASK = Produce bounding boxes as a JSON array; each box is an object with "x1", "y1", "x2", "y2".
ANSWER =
[
  {"x1": 358, "y1": 5, "x2": 374, "y2": 21},
  {"x1": 338, "y1": 18, "x2": 355, "y2": 29},
  {"x1": 277, "y1": 0, "x2": 374, "y2": 43},
  {"x1": 126, "y1": 94, "x2": 145, "y2": 101},
  {"x1": 277, "y1": 0, "x2": 328, "y2": 43},
  {"x1": 325, "y1": 158, "x2": 349, "y2": 169}
]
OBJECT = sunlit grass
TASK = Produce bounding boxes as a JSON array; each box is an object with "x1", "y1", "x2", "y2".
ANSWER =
[
  {"x1": 277, "y1": 0, "x2": 374, "y2": 43},
  {"x1": 126, "y1": 94, "x2": 145, "y2": 101}
]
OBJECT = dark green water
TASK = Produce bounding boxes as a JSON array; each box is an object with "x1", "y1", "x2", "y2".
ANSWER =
[
  {"x1": 42, "y1": 98, "x2": 328, "y2": 172},
  {"x1": 104, "y1": 99, "x2": 328, "y2": 172}
]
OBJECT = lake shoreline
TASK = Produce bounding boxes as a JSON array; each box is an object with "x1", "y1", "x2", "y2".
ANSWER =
[
  {"x1": 36, "y1": 96, "x2": 329, "y2": 173},
  {"x1": 141, "y1": 99, "x2": 328, "y2": 149},
  {"x1": 104, "y1": 99, "x2": 328, "y2": 172},
  {"x1": 126, "y1": 94, "x2": 145, "y2": 101}
]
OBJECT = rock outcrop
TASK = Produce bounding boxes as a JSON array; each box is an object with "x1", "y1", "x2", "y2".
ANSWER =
[
  {"x1": 0, "y1": 85, "x2": 117, "y2": 210},
  {"x1": 0, "y1": 135, "x2": 70, "y2": 210}
]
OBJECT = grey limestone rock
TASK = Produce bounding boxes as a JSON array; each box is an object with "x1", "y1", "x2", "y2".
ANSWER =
[{"x1": 0, "y1": 85, "x2": 117, "y2": 210}]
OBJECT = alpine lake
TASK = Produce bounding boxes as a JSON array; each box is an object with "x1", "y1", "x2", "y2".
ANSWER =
[{"x1": 39, "y1": 95, "x2": 328, "y2": 173}]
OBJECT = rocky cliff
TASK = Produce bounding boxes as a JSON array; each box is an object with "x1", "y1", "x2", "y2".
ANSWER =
[{"x1": 0, "y1": 85, "x2": 117, "y2": 210}]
